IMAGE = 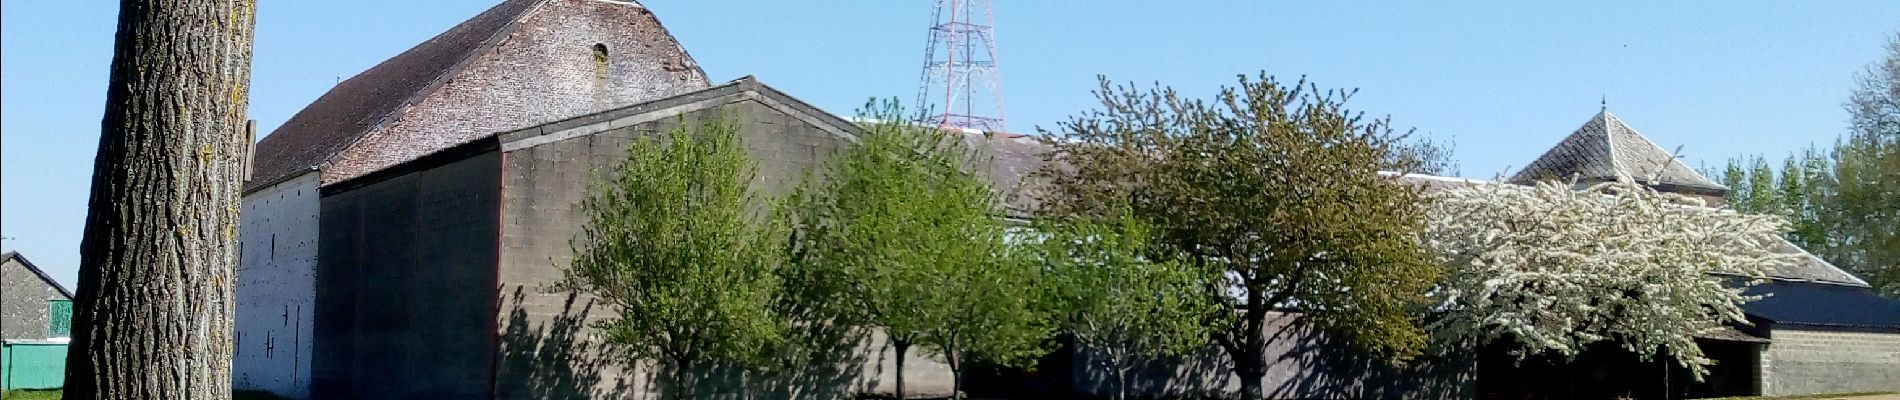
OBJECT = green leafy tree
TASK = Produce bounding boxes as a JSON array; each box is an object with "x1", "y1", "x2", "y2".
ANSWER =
[
  {"x1": 1038, "y1": 211, "x2": 1220, "y2": 400},
  {"x1": 1717, "y1": 33, "x2": 1900, "y2": 296},
  {"x1": 1835, "y1": 33, "x2": 1900, "y2": 295},
  {"x1": 1038, "y1": 74, "x2": 1442, "y2": 398},
  {"x1": 562, "y1": 114, "x2": 789, "y2": 395},
  {"x1": 791, "y1": 100, "x2": 1051, "y2": 399}
]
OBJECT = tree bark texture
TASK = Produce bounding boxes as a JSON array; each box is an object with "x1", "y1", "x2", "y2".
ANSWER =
[{"x1": 63, "y1": 1, "x2": 255, "y2": 399}]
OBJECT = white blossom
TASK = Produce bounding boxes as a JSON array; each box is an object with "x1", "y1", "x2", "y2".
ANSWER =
[{"x1": 1423, "y1": 177, "x2": 1799, "y2": 378}]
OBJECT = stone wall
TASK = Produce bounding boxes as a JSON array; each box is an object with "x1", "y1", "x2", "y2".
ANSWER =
[
  {"x1": 311, "y1": 150, "x2": 501, "y2": 399},
  {"x1": 1761, "y1": 327, "x2": 1900, "y2": 395},
  {"x1": 1, "y1": 256, "x2": 68, "y2": 340},
  {"x1": 494, "y1": 89, "x2": 958, "y2": 399},
  {"x1": 234, "y1": 173, "x2": 321, "y2": 398}
]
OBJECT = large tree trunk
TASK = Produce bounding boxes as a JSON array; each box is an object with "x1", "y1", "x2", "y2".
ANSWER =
[{"x1": 63, "y1": 1, "x2": 255, "y2": 399}]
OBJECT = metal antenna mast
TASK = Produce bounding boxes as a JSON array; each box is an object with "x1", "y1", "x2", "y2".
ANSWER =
[{"x1": 915, "y1": 0, "x2": 1006, "y2": 133}]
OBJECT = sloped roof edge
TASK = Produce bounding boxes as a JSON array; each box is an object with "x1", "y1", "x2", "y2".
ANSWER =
[
  {"x1": 1508, "y1": 111, "x2": 1725, "y2": 192},
  {"x1": 3, "y1": 252, "x2": 75, "y2": 299},
  {"x1": 499, "y1": 76, "x2": 862, "y2": 151},
  {"x1": 247, "y1": 0, "x2": 552, "y2": 194}
]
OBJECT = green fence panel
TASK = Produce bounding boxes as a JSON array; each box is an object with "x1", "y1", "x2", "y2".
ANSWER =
[
  {"x1": 1, "y1": 341, "x2": 69, "y2": 390},
  {"x1": 47, "y1": 300, "x2": 72, "y2": 338}
]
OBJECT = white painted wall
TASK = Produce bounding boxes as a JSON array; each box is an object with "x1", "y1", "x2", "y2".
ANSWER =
[{"x1": 233, "y1": 173, "x2": 319, "y2": 399}]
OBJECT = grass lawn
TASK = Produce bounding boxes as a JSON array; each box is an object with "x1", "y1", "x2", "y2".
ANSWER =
[
  {"x1": 1, "y1": 390, "x2": 287, "y2": 400},
  {"x1": 1701, "y1": 392, "x2": 1899, "y2": 400},
  {"x1": 0, "y1": 390, "x2": 60, "y2": 400}
]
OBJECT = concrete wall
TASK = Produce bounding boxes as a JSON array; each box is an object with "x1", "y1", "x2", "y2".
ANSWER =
[
  {"x1": 1761, "y1": 327, "x2": 1900, "y2": 395},
  {"x1": 312, "y1": 151, "x2": 501, "y2": 400},
  {"x1": 1074, "y1": 312, "x2": 1473, "y2": 400},
  {"x1": 234, "y1": 173, "x2": 320, "y2": 398},
  {"x1": 494, "y1": 95, "x2": 957, "y2": 399},
  {"x1": 1, "y1": 257, "x2": 66, "y2": 340}
]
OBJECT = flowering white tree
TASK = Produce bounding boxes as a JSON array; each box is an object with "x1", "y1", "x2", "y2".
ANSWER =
[{"x1": 1423, "y1": 177, "x2": 1799, "y2": 378}]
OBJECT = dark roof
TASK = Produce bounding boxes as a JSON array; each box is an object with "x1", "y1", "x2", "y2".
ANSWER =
[
  {"x1": 3, "y1": 252, "x2": 75, "y2": 299},
  {"x1": 1697, "y1": 326, "x2": 1770, "y2": 343},
  {"x1": 1743, "y1": 280, "x2": 1900, "y2": 330},
  {"x1": 1396, "y1": 174, "x2": 1868, "y2": 287},
  {"x1": 1509, "y1": 110, "x2": 1725, "y2": 193},
  {"x1": 961, "y1": 133, "x2": 1048, "y2": 219},
  {"x1": 249, "y1": 0, "x2": 544, "y2": 192}
]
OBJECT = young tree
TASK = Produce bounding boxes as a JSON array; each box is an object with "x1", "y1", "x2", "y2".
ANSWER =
[
  {"x1": 1038, "y1": 74, "x2": 1442, "y2": 398},
  {"x1": 791, "y1": 100, "x2": 1050, "y2": 399},
  {"x1": 1422, "y1": 178, "x2": 1798, "y2": 378},
  {"x1": 1715, "y1": 33, "x2": 1900, "y2": 296},
  {"x1": 64, "y1": 1, "x2": 255, "y2": 398},
  {"x1": 1037, "y1": 211, "x2": 1219, "y2": 400},
  {"x1": 1835, "y1": 33, "x2": 1900, "y2": 296},
  {"x1": 562, "y1": 114, "x2": 788, "y2": 395}
]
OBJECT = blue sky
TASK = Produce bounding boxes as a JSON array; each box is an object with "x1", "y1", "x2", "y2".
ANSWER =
[{"x1": 4, "y1": 1, "x2": 1897, "y2": 288}]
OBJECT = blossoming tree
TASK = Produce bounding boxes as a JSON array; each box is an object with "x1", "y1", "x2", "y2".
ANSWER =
[{"x1": 1423, "y1": 177, "x2": 1799, "y2": 378}]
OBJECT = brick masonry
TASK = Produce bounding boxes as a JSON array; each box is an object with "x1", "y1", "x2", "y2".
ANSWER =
[
  {"x1": 234, "y1": 173, "x2": 321, "y2": 398},
  {"x1": 1761, "y1": 327, "x2": 1900, "y2": 395},
  {"x1": 311, "y1": 151, "x2": 501, "y2": 400},
  {"x1": 325, "y1": 0, "x2": 708, "y2": 187}
]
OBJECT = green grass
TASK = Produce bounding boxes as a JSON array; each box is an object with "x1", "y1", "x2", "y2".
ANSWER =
[
  {"x1": 0, "y1": 390, "x2": 61, "y2": 400},
  {"x1": 1699, "y1": 392, "x2": 1897, "y2": 400},
  {"x1": 1, "y1": 389, "x2": 287, "y2": 400}
]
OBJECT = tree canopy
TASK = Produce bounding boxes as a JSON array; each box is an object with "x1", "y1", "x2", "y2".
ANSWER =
[
  {"x1": 1037, "y1": 73, "x2": 1442, "y2": 398},
  {"x1": 1718, "y1": 33, "x2": 1900, "y2": 296},
  {"x1": 1423, "y1": 178, "x2": 1797, "y2": 378},
  {"x1": 562, "y1": 114, "x2": 790, "y2": 381},
  {"x1": 789, "y1": 100, "x2": 1051, "y2": 399}
]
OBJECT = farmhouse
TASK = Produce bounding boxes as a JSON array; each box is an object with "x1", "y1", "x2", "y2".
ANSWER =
[
  {"x1": 231, "y1": 0, "x2": 1897, "y2": 399},
  {"x1": 1, "y1": 252, "x2": 75, "y2": 391},
  {"x1": 233, "y1": 0, "x2": 1012, "y2": 398}
]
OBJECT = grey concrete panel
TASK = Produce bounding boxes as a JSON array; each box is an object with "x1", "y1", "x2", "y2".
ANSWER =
[{"x1": 313, "y1": 151, "x2": 501, "y2": 399}]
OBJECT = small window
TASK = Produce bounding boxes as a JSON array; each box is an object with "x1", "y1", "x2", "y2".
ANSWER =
[
  {"x1": 48, "y1": 299, "x2": 73, "y2": 338},
  {"x1": 592, "y1": 43, "x2": 610, "y2": 65}
]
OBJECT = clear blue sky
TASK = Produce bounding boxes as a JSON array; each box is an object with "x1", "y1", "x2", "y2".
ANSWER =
[{"x1": 4, "y1": 1, "x2": 1897, "y2": 289}]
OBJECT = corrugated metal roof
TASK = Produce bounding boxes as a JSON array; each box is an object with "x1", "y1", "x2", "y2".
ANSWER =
[{"x1": 1743, "y1": 280, "x2": 1900, "y2": 330}]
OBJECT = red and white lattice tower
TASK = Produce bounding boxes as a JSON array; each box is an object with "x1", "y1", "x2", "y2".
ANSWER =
[{"x1": 916, "y1": 0, "x2": 1006, "y2": 133}]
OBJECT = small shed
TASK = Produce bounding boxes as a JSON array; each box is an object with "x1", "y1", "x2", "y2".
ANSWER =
[{"x1": 1, "y1": 251, "x2": 75, "y2": 390}]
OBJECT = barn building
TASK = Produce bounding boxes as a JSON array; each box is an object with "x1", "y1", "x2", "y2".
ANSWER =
[
  {"x1": 232, "y1": 0, "x2": 1898, "y2": 398},
  {"x1": 233, "y1": 0, "x2": 1000, "y2": 398}
]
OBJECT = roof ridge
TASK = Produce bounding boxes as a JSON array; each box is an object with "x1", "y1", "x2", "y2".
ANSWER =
[
  {"x1": 1601, "y1": 110, "x2": 1625, "y2": 180},
  {"x1": 319, "y1": 0, "x2": 554, "y2": 171},
  {"x1": 3, "y1": 251, "x2": 75, "y2": 299}
]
